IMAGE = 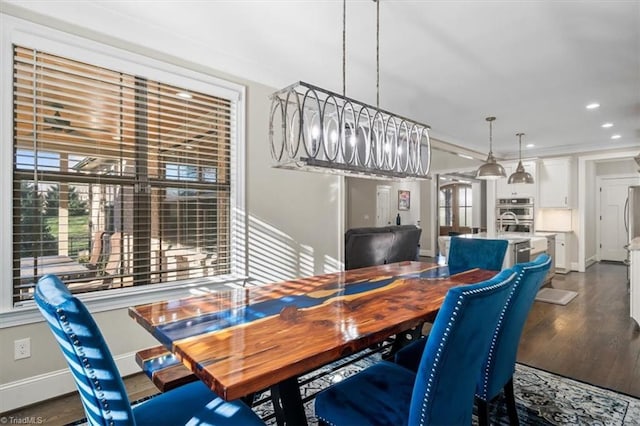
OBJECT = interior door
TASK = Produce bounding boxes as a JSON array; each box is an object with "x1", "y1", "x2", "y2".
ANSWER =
[
  {"x1": 438, "y1": 182, "x2": 472, "y2": 235},
  {"x1": 376, "y1": 185, "x2": 391, "y2": 227},
  {"x1": 600, "y1": 177, "x2": 637, "y2": 261}
]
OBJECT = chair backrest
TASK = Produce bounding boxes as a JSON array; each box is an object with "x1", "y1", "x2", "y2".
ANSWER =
[
  {"x1": 448, "y1": 237, "x2": 508, "y2": 274},
  {"x1": 35, "y1": 274, "x2": 134, "y2": 425},
  {"x1": 408, "y1": 268, "x2": 517, "y2": 425},
  {"x1": 88, "y1": 231, "x2": 105, "y2": 266},
  {"x1": 476, "y1": 254, "x2": 552, "y2": 401},
  {"x1": 103, "y1": 232, "x2": 122, "y2": 276}
]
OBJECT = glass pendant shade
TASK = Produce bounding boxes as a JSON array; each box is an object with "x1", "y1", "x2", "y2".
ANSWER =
[
  {"x1": 476, "y1": 116, "x2": 506, "y2": 180},
  {"x1": 508, "y1": 133, "x2": 534, "y2": 184}
]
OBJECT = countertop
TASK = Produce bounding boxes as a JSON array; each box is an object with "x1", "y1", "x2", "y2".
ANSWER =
[
  {"x1": 630, "y1": 237, "x2": 640, "y2": 251},
  {"x1": 440, "y1": 232, "x2": 549, "y2": 252},
  {"x1": 533, "y1": 231, "x2": 559, "y2": 237},
  {"x1": 441, "y1": 233, "x2": 527, "y2": 244}
]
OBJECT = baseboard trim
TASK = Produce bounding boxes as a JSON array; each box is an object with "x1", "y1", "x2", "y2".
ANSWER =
[
  {"x1": 0, "y1": 351, "x2": 139, "y2": 413},
  {"x1": 584, "y1": 257, "x2": 598, "y2": 271},
  {"x1": 420, "y1": 248, "x2": 435, "y2": 257}
]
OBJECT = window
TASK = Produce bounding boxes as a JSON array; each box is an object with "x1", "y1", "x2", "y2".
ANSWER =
[
  {"x1": 439, "y1": 182, "x2": 473, "y2": 234},
  {"x1": 11, "y1": 44, "x2": 241, "y2": 306}
]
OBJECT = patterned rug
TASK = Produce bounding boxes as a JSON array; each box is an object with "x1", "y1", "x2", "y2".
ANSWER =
[
  {"x1": 69, "y1": 353, "x2": 640, "y2": 425},
  {"x1": 251, "y1": 353, "x2": 640, "y2": 425}
]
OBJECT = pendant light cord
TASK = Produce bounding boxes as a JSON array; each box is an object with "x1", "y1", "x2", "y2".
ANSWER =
[
  {"x1": 517, "y1": 133, "x2": 524, "y2": 161},
  {"x1": 489, "y1": 120, "x2": 493, "y2": 154},
  {"x1": 342, "y1": 0, "x2": 346, "y2": 97},
  {"x1": 376, "y1": 0, "x2": 380, "y2": 108},
  {"x1": 485, "y1": 116, "x2": 497, "y2": 157}
]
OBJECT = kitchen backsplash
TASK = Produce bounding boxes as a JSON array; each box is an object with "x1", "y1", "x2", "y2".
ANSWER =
[{"x1": 537, "y1": 208, "x2": 572, "y2": 231}]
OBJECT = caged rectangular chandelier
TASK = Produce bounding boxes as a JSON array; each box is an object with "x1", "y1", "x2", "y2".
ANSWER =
[
  {"x1": 269, "y1": 82, "x2": 431, "y2": 180},
  {"x1": 268, "y1": 1, "x2": 431, "y2": 180}
]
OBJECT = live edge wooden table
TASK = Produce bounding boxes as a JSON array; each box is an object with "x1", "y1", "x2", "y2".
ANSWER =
[{"x1": 129, "y1": 261, "x2": 497, "y2": 425}]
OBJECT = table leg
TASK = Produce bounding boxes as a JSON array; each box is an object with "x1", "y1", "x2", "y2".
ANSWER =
[
  {"x1": 270, "y1": 376, "x2": 307, "y2": 426},
  {"x1": 389, "y1": 325, "x2": 424, "y2": 356}
]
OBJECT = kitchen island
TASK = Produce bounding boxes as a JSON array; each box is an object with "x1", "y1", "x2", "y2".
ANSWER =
[{"x1": 438, "y1": 233, "x2": 553, "y2": 280}]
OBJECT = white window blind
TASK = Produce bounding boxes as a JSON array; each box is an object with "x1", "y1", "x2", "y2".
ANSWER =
[{"x1": 13, "y1": 45, "x2": 233, "y2": 304}]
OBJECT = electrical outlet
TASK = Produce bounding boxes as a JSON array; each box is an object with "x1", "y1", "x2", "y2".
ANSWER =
[{"x1": 14, "y1": 337, "x2": 31, "y2": 360}]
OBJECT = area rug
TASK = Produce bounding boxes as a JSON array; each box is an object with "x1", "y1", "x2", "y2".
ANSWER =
[
  {"x1": 535, "y1": 288, "x2": 578, "y2": 305},
  {"x1": 251, "y1": 354, "x2": 640, "y2": 426},
  {"x1": 68, "y1": 354, "x2": 640, "y2": 425}
]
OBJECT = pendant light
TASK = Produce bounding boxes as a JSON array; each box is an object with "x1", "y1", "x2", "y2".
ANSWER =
[
  {"x1": 268, "y1": 0, "x2": 432, "y2": 180},
  {"x1": 476, "y1": 116, "x2": 506, "y2": 180},
  {"x1": 508, "y1": 133, "x2": 535, "y2": 184}
]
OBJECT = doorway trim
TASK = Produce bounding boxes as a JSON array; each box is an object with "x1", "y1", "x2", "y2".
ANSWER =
[
  {"x1": 596, "y1": 174, "x2": 638, "y2": 262},
  {"x1": 578, "y1": 149, "x2": 640, "y2": 272}
]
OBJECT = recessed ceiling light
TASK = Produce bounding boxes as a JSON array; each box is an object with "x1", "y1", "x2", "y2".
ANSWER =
[
  {"x1": 457, "y1": 153, "x2": 474, "y2": 160},
  {"x1": 586, "y1": 102, "x2": 600, "y2": 109},
  {"x1": 526, "y1": 143, "x2": 535, "y2": 148},
  {"x1": 177, "y1": 91, "x2": 192, "y2": 99},
  {"x1": 601, "y1": 123, "x2": 613, "y2": 128},
  {"x1": 611, "y1": 134, "x2": 621, "y2": 140}
]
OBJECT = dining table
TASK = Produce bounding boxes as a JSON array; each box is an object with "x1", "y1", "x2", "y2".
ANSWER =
[{"x1": 128, "y1": 261, "x2": 498, "y2": 425}]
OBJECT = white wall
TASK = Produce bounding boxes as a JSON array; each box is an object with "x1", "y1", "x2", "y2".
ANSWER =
[
  {"x1": 0, "y1": 7, "x2": 341, "y2": 411},
  {"x1": 596, "y1": 159, "x2": 638, "y2": 176},
  {"x1": 346, "y1": 178, "x2": 378, "y2": 228},
  {"x1": 346, "y1": 178, "x2": 421, "y2": 228},
  {"x1": 420, "y1": 179, "x2": 436, "y2": 256},
  {"x1": 578, "y1": 150, "x2": 640, "y2": 271},
  {"x1": 584, "y1": 160, "x2": 597, "y2": 265}
]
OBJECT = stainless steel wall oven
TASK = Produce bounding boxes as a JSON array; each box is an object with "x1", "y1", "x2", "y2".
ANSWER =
[{"x1": 496, "y1": 197, "x2": 534, "y2": 233}]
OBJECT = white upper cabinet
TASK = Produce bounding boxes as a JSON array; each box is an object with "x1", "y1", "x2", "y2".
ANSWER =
[
  {"x1": 496, "y1": 160, "x2": 538, "y2": 198},
  {"x1": 538, "y1": 157, "x2": 576, "y2": 208}
]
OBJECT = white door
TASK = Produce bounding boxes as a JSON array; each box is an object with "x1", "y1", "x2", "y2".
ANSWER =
[
  {"x1": 376, "y1": 185, "x2": 391, "y2": 227},
  {"x1": 600, "y1": 177, "x2": 637, "y2": 261}
]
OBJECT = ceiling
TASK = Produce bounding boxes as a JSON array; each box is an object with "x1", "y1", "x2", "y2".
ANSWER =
[{"x1": 3, "y1": 0, "x2": 639, "y2": 161}]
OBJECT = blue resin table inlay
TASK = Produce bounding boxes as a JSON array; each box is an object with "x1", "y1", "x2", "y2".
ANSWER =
[
  {"x1": 154, "y1": 265, "x2": 456, "y2": 345},
  {"x1": 129, "y1": 261, "x2": 497, "y2": 403}
]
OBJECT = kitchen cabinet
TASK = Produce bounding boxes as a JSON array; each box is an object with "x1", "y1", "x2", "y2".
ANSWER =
[
  {"x1": 529, "y1": 231, "x2": 556, "y2": 284},
  {"x1": 496, "y1": 160, "x2": 537, "y2": 198},
  {"x1": 554, "y1": 232, "x2": 571, "y2": 274},
  {"x1": 538, "y1": 157, "x2": 576, "y2": 208},
  {"x1": 544, "y1": 234, "x2": 556, "y2": 283}
]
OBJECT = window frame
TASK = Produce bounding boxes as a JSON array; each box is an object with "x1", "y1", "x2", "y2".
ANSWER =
[
  {"x1": 0, "y1": 15, "x2": 247, "y2": 327},
  {"x1": 439, "y1": 182, "x2": 472, "y2": 230}
]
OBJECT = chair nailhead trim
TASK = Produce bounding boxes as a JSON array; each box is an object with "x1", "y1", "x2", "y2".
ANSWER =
[
  {"x1": 56, "y1": 307, "x2": 114, "y2": 423},
  {"x1": 419, "y1": 272, "x2": 516, "y2": 426},
  {"x1": 476, "y1": 257, "x2": 551, "y2": 401},
  {"x1": 317, "y1": 414, "x2": 339, "y2": 426}
]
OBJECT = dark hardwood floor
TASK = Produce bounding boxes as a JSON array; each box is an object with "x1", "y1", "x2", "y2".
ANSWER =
[
  {"x1": 1, "y1": 373, "x2": 157, "y2": 425},
  {"x1": 518, "y1": 261, "x2": 640, "y2": 397},
  {"x1": 3, "y1": 261, "x2": 639, "y2": 425}
]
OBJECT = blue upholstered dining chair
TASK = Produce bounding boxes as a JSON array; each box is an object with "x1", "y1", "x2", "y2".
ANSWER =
[
  {"x1": 394, "y1": 254, "x2": 552, "y2": 425},
  {"x1": 447, "y1": 237, "x2": 509, "y2": 274},
  {"x1": 314, "y1": 268, "x2": 518, "y2": 426},
  {"x1": 34, "y1": 274, "x2": 263, "y2": 426}
]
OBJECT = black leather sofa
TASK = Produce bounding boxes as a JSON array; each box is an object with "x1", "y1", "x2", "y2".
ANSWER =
[{"x1": 344, "y1": 225, "x2": 422, "y2": 270}]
